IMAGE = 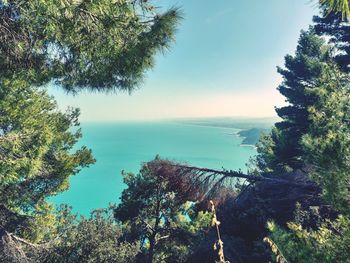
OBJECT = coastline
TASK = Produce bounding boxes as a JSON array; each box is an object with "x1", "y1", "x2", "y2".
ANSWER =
[{"x1": 240, "y1": 144, "x2": 257, "y2": 149}]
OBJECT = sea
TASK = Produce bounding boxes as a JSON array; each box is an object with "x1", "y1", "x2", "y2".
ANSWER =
[{"x1": 50, "y1": 121, "x2": 257, "y2": 216}]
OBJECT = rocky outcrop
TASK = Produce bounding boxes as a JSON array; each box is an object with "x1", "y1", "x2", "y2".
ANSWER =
[{"x1": 188, "y1": 170, "x2": 337, "y2": 263}]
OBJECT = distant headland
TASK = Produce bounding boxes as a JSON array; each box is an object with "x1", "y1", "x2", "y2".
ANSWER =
[{"x1": 175, "y1": 117, "x2": 277, "y2": 146}]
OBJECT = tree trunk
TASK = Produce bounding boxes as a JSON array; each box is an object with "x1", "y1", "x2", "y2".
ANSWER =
[{"x1": 147, "y1": 196, "x2": 161, "y2": 263}]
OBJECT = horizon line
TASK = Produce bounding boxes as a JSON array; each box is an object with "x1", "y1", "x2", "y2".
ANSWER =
[{"x1": 79, "y1": 115, "x2": 280, "y2": 123}]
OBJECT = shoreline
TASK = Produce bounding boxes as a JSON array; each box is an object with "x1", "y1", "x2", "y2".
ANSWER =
[{"x1": 240, "y1": 144, "x2": 257, "y2": 149}]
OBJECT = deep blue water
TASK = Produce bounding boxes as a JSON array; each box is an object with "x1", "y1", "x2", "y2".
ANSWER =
[{"x1": 51, "y1": 121, "x2": 256, "y2": 215}]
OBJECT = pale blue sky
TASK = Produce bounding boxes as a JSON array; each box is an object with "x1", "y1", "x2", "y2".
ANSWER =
[{"x1": 49, "y1": 0, "x2": 317, "y2": 121}]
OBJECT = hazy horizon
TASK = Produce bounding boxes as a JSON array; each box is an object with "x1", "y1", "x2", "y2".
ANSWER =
[
  {"x1": 77, "y1": 115, "x2": 280, "y2": 123},
  {"x1": 49, "y1": 0, "x2": 317, "y2": 122}
]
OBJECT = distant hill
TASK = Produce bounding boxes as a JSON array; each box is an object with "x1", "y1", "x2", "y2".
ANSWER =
[
  {"x1": 176, "y1": 117, "x2": 278, "y2": 130},
  {"x1": 175, "y1": 117, "x2": 275, "y2": 146},
  {"x1": 238, "y1": 128, "x2": 270, "y2": 145}
]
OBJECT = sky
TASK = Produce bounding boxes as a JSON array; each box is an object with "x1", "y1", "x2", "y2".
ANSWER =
[{"x1": 49, "y1": 0, "x2": 318, "y2": 122}]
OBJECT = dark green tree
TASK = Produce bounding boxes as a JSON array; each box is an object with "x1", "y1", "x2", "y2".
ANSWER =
[
  {"x1": 301, "y1": 64, "x2": 350, "y2": 212},
  {"x1": 0, "y1": 0, "x2": 181, "y2": 92},
  {"x1": 48, "y1": 207, "x2": 140, "y2": 263},
  {"x1": 1, "y1": 206, "x2": 140, "y2": 262},
  {"x1": 254, "y1": 30, "x2": 350, "y2": 211},
  {"x1": 314, "y1": 1, "x2": 350, "y2": 71},
  {"x1": 0, "y1": 76, "x2": 95, "y2": 242},
  {"x1": 260, "y1": 27, "x2": 350, "y2": 263},
  {"x1": 255, "y1": 29, "x2": 330, "y2": 173},
  {"x1": 243, "y1": 3, "x2": 350, "y2": 262},
  {"x1": 114, "y1": 158, "x2": 211, "y2": 263},
  {"x1": 267, "y1": 215, "x2": 350, "y2": 263},
  {"x1": 0, "y1": 0, "x2": 181, "y2": 252},
  {"x1": 258, "y1": 63, "x2": 350, "y2": 263},
  {"x1": 319, "y1": 0, "x2": 350, "y2": 19}
]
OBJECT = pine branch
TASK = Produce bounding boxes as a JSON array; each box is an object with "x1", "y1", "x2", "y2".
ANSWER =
[{"x1": 5, "y1": 232, "x2": 46, "y2": 249}]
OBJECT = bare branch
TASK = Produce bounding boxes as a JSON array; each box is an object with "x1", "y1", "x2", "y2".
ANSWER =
[
  {"x1": 169, "y1": 164, "x2": 311, "y2": 185},
  {"x1": 155, "y1": 235, "x2": 170, "y2": 243}
]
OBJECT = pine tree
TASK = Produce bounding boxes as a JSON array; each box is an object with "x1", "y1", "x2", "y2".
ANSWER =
[
  {"x1": 46, "y1": 207, "x2": 140, "y2": 263},
  {"x1": 0, "y1": 0, "x2": 181, "y2": 92},
  {"x1": 114, "y1": 158, "x2": 211, "y2": 263},
  {"x1": 302, "y1": 64, "x2": 350, "y2": 212},
  {"x1": 0, "y1": 1, "x2": 182, "y2": 260},
  {"x1": 255, "y1": 29, "x2": 330, "y2": 173},
  {"x1": 0, "y1": 75, "x2": 95, "y2": 242},
  {"x1": 319, "y1": 0, "x2": 350, "y2": 20},
  {"x1": 314, "y1": 0, "x2": 350, "y2": 71}
]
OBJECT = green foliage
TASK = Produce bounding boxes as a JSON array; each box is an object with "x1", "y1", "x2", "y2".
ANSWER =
[
  {"x1": 0, "y1": 77, "x2": 94, "y2": 240},
  {"x1": 314, "y1": 1, "x2": 350, "y2": 70},
  {"x1": 114, "y1": 157, "x2": 211, "y2": 263},
  {"x1": 0, "y1": 0, "x2": 182, "y2": 261},
  {"x1": 301, "y1": 65, "x2": 350, "y2": 212},
  {"x1": 47, "y1": 206, "x2": 139, "y2": 263},
  {"x1": 0, "y1": 0, "x2": 181, "y2": 257},
  {"x1": 256, "y1": 57, "x2": 350, "y2": 211},
  {"x1": 319, "y1": 0, "x2": 350, "y2": 20},
  {"x1": 154, "y1": 210, "x2": 212, "y2": 263},
  {"x1": 254, "y1": 29, "x2": 330, "y2": 174},
  {"x1": 254, "y1": 128, "x2": 284, "y2": 174},
  {"x1": 254, "y1": 9, "x2": 350, "y2": 261},
  {"x1": 0, "y1": 0, "x2": 181, "y2": 92},
  {"x1": 267, "y1": 215, "x2": 350, "y2": 263}
]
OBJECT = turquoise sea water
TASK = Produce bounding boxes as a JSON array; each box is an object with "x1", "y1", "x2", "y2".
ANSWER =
[{"x1": 51, "y1": 122, "x2": 256, "y2": 216}]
